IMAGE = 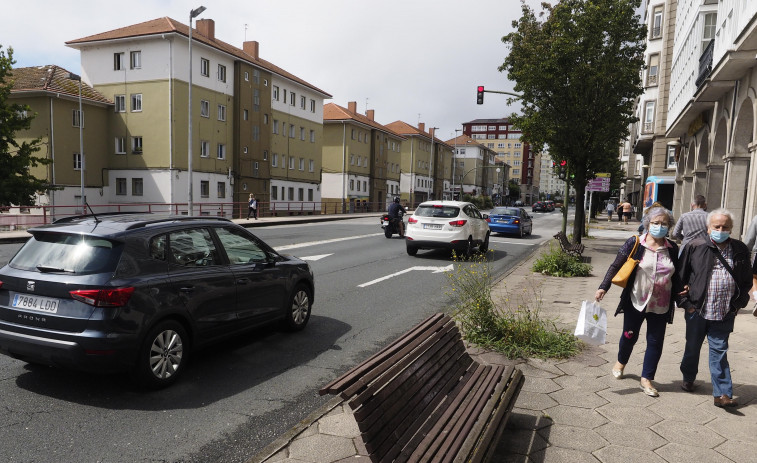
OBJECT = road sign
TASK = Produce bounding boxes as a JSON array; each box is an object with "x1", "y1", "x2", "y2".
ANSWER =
[{"x1": 596, "y1": 172, "x2": 611, "y2": 178}]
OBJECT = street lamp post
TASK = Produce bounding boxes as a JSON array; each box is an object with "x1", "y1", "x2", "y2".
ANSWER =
[
  {"x1": 452, "y1": 129, "x2": 461, "y2": 199},
  {"x1": 429, "y1": 127, "x2": 438, "y2": 201},
  {"x1": 69, "y1": 72, "x2": 84, "y2": 212},
  {"x1": 188, "y1": 5, "x2": 206, "y2": 217}
]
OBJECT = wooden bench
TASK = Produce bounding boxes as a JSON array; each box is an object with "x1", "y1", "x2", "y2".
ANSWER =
[
  {"x1": 319, "y1": 313, "x2": 524, "y2": 463},
  {"x1": 553, "y1": 231, "x2": 585, "y2": 257}
]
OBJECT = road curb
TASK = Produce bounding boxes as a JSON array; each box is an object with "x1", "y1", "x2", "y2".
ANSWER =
[{"x1": 246, "y1": 396, "x2": 345, "y2": 463}]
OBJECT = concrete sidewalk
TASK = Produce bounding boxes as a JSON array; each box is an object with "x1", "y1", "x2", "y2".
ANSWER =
[{"x1": 251, "y1": 217, "x2": 757, "y2": 463}]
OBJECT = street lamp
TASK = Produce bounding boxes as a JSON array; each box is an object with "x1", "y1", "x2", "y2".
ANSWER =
[
  {"x1": 69, "y1": 72, "x2": 84, "y2": 212},
  {"x1": 428, "y1": 127, "x2": 438, "y2": 201},
  {"x1": 452, "y1": 129, "x2": 461, "y2": 199},
  {"x1": 188, "y1": 5, "x2": 206, "y2": 217}
]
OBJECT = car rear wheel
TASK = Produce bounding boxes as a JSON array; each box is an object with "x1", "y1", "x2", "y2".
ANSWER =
[
  {"x1": 133, "y1": 320, "x2": 188, "y2": 389},
  {"x1": 284, "y1": 284, "x2": 312, "y2": 331},
  {"x1": 462, "y1": 237, "x2": 474, "y2": 259},
  {"x1": 479, "y1": 232, "x2": 490, "y2": 253},
  {"x1": 519, "y1": 226, "x2": 524, "y2": 238},
  {"x1": 406, "y1": 245, "x2": 418, "y2": 256}
]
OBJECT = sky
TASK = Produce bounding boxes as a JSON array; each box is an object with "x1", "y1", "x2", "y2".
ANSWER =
[{"x1": 4, "y1": 0, "x2": 542, "y2": 143}]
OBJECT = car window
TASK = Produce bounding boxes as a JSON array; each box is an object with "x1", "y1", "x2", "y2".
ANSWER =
[
  {"x1": 168, "y1": 228, "x2": 220, "y2": 267},
  {"x1": 493, "y1": 207, "x2": 520, "y2": 216},
  {"x1": 468, "y1": 206, "x2": 482, "y2": 219},
  {"x1": 10, "y1": 232, "x2": 123, "y2": 274},
  {"x1": 415, "y1": 205, "x2": 459, "y2": 218},
  {"x1": 149, "y1": 234, "x2": 167, "y2": 261},
  {"x1": 214, "y1": 227, "x2": 268, "y2": 264}
]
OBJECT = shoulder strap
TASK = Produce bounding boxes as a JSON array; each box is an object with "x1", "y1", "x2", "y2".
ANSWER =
[
  {"x1": 628, "y1": 235, "x2": 640, "y2": 259},
  {"x1": 711, "y1": 244, "x2": 736, "y2": 280}
]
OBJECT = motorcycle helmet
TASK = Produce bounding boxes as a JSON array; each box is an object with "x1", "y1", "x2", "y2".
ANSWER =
[{"x1": 394, "y1": 196, "x2": 400, "y2": 203}]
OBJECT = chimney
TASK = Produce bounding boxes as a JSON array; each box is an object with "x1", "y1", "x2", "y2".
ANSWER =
[
  {"x1": 196, "y1": 19, "x2": 215, "y2": 40},
  {"x1": 366, "y1": 109, "x2": 375, "y2": 121},
  {"x1": 418, "y1": 122, "x2": 425, "y2": 133},
  {"x1": 430, "y1": 127, "x2": 436, "y2": 138},
  {"x1": 243, "y1": 41, "x2": 259, "y2": 59},
  {"x1": 348, "y1": 101, "x2": 357, "y2": 113}
]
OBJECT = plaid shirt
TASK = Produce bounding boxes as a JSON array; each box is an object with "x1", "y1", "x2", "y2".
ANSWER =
[
  {"x1": 671, "y1": 209, "x2": 708, "y2": 248},
  {"x1": 702, "y1": 242, "x2": 735, "y2": 321}
]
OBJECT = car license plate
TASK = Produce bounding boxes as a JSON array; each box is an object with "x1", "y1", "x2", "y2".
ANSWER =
[
  {"x1": 11, "y1": 293, "x2": 59, "y2": 314},
  {"x1": 496, "y1": 220, "x2": 507, "y2": 223},
  {"x1": 423, "y1": 224, "x2": 442, "y2": 230}
]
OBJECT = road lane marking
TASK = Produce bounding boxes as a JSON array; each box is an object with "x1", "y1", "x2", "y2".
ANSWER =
[
  {"x1": 298, "y1": 254, "x2": 333, "y2": 261},
  {"x1": 274, "y1": 233, "x2": 383, "y2": 251},
  {"x1": 358, "y1": 264, "x2": 454, "y2": 288}
]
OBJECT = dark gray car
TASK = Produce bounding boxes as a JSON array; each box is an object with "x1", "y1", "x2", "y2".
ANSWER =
[{"x1": 0, "y1": 214, "x2": 314, "y2": 388}]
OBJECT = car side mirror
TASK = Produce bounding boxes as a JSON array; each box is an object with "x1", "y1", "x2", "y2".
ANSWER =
[{"x1": 482, "y1": 214, "x2": 489, "y2": 220}]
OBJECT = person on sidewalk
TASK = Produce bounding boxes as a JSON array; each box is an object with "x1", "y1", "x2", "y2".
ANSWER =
[
  {"x1": 617, "y1": 204, "x2": 623, "y2": 222},
  {"x1": 247, "y1": 193, "x2": 258, "y2": 220},
  {"x1": 743, "y1": 214, "x2": 757, "y2": 260},
  {"x1": 595, "y1": 206, "x2": 684, "y2": 397},
  {"x1": 677, "y1": 209, "x2": 752, "y2": 408},
  {"x1": 671, "y1": 195, "x2": 708, "y2": 254},
  {"x1": 606, "y1": 201, "x2": 616, "y2": 222},
  {"x1": 620, "y1": 198, "x2": 633, "y2": 224}
]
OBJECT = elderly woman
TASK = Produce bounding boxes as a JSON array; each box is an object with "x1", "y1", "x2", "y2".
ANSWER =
[{"x1": 595, "y1": 207, "x2": 684, "y2": 397}]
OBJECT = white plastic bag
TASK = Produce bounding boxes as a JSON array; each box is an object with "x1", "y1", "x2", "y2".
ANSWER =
[{"x1": 574, "y1": 300, "x2": 607, "y2": 345}]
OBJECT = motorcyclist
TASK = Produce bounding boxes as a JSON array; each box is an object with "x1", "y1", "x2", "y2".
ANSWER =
[{"x1": 387, "y1": 196, "x2": 406, "y2": 237}]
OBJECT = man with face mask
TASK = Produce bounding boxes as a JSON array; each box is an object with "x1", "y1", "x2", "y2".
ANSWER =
[{"x1": 677, "y1": 209, "x2": 752, "y2": 407}]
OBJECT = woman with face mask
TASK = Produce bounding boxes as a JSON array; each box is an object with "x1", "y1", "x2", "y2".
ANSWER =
[{"x1": 595, "y1": 207, "x2": 685, "y2": 397}]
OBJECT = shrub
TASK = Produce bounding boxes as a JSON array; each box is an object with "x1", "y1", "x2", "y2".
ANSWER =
[
  {"x1": 448, "y1": 253, "x2": 581, "y2": 359},
  {"x1": 532, "y1": 244, "x2": 592, "y2": 277}
]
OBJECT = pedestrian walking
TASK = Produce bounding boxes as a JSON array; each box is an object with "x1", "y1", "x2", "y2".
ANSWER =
[
  {"x1": 671, "y1": 195, "x2": 708, "y2": 254},
  {"x1": 677, "y1": 209, "x2": 752, "y2": 407},
  {"x1": 606, "y1": 201, "x2": 616, "y2": 222},
  {"x1": 595, "y1": 206, "x2": 684, "y2": 397},
  {"x1": 620, "y1": 199, "x2": 633, "y2": 224},
  {"x1": 617, "y1": 205, "x2": 623, "y2": 222},
  {"x1": 247, "y1": 193, "x2": 258, "y2": 220}
]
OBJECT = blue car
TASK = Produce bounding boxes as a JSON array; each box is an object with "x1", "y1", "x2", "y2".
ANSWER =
[{"x1": 486, "y1": 207, "x2": 533, "y2": 238}]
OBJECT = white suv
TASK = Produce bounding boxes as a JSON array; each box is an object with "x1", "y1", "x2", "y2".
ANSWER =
[{"x1": 405, "y1": 201, "x2": 490, "y2": 257}]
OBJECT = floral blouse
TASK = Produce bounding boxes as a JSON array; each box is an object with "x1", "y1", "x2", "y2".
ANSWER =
[{"x1": 630, "y1": 233, "x2": 675, "y2": 314}]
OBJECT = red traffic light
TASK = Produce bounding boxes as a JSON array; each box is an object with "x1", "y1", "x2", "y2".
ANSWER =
[
  {"x1": 477, "y1": 86, "x2": 484, "y2": 92},
  {"x1": 559, "y1": 160, "x2": 567, "y2": 166},
  {"x1": 476, "y1": 86, "x2": 484, "y2": 104}
]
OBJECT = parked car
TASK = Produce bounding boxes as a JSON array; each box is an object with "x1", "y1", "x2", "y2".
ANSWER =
[
  {"x1": 532, "y1": 201, "x2": 549, "y2": 212},
  {"x1": 487, "y1": 207, "x2": 533, "y2": 238},
  {"x1": 544, "y1": 200, "x2": 556, "y2": 211},
  {"x1": 0, "y1": 214, "x2": 314, "y2": 388},
  {"x1": 405, "y1": 201, "x2": 490, "y2": 257}
]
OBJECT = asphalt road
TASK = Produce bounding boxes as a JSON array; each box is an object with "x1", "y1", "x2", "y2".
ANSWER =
[{"x1": 0, "y1": 212, "x2": 564, "y2": 463}]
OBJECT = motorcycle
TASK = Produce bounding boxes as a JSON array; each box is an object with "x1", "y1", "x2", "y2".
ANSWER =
[{"x1": 381, "y1": 212, "x2": 405, "y2": 238}]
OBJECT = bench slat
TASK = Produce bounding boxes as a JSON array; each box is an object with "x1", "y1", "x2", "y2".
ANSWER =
[{"x1": 470, "y1": 369, "x2": 525, "y2": 463}]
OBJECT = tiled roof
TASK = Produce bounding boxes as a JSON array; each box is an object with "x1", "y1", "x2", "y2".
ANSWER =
[
  {"x1": 323, "y1": 103, "x2": 405, "y2": 139},
  {"x1": 445, "y1": 134, "x2": 486, "y2": 148},
  {"x1": 66, "y1": 17, "x2": 331, "y2": 98},
  {"x1": 9, "y1": 65, "x2": 112, "y2": 104},
  {"x1": 465, "y1": 118, "x2": 514, "y2": 125},
  {"x1": 384, "y1": 121, "x2": 451, "y2": 148}
]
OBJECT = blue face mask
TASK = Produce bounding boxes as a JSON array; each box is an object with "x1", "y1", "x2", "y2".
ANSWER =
[
  {"x1": 710, "y1": 230, "x2": 730, "y2": 243},
  {"x1": 649, "y1": 224, "x2": 668, "y2": 238}
]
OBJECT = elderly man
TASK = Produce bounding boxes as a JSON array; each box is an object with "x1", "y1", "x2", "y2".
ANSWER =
[
  {"x1": 677, "y1": 209, "x2": 753, "y2": 407},
  {"x1": 672, "y1": 195, "x2": 708, "y2": 253}
]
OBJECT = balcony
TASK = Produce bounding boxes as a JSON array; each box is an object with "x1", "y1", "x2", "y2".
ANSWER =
[
  {"x1": 646, "y1": 74, "x2": 658, "y2": 86},
  {"x1": 695, "y1": 40, "x2": 714, "y2": 89}
]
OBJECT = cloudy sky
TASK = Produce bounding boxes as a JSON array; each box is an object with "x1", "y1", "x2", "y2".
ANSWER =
[{"x1": 5, "y1": 0, "x2": 542, "y2": 142}]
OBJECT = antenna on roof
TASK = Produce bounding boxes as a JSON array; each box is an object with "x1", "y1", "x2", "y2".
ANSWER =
[{"x1": 244, "y1": 23, "x2": 248, "y2": 41}]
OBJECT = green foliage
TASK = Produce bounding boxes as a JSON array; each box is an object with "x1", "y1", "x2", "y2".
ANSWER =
[
  {"x1": 500, "y1": 0, "x2": 646, "y2": 243},
  {"x1": 448, "y1": 254, "x2": 581, "y2": 359},
  {"x1": 0, "y1": 45, "x2": 50, "y2": 207},
  {"x1": 532, "y1": 243, "x2": 592, "y2": 277},
  {"x1": 462, "y1": 194, "x2": 493, "y2": 210}
]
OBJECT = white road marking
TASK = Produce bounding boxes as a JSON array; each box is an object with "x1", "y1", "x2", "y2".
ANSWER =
[
  {"x1": 298, "y1": 254, "x2": 334, "y2": 261},
  {"x1": 358, "y1": 264, "x2": 454, "y2": 288},
  {"x1": 274, "y1": 233, "x2": 383, "y2": 251}
]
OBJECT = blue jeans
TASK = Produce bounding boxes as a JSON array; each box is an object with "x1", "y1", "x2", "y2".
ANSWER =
[
  {"x1": 617, "y1": 308, "x2": 668, "y2": 380},
  {"x1": 680, "y1": 310, "x2": 735, "y2": 397}
]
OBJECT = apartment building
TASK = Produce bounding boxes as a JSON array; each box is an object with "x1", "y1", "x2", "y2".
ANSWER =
[
  {"x1": 385, "y1": 121, "x2": 443, "y2": 207},
  {"x1": 446, "y1": 134, "x2": 498, "y2": 199},
  {"x1": 65, "y1": 17, "x2": 330, "y2": 215},
  {"x1": 9, "y1": 65, "x2": 112, "y2": 213}
]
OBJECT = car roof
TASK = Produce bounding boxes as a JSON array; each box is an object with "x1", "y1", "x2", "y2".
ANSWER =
[
  {"x1": 27, "y1": 213, "x2": 234, "y2": 239},
  {"x1": 416, "y1": 200, "x2": 470, "y2": 208}
]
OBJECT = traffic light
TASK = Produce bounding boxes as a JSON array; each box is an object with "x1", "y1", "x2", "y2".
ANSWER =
[
  {"x1": 558, "y1": 160, "x2": 567, "y2": 180},
  {"x1": 476, "y1": 86, "x2": 484, "y2": 104}
]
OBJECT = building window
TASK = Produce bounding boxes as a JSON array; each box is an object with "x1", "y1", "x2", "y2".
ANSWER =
[
  {"x1": 115, "y1": 95, "x2": 126, "y2": 112},
  {"x1": 288, "y1": 187, "x2": 294, "y2": 200},
  {"x1": 244, "y1": 71, "x2": 249, "y2": 81},
  {"x1": 289, "y1": 124, "x2": 295, "y2": 138},
  {"x1": 300, "y1": 127, "x2": 306, "y2": 140},
  {"x1": 132, "y1": 136, "x2": 143, "y2": 154},
  {"x1": 130, "y1": 51, "x2": 141, "y2": 69},
  {"x1": 272, "y1": 119, "x2": 279, "y2": 134},
  {"x1": 217, "y1": 64, "x2": 226, "y2": 82},
  {"x1": 308, "y1": 189, "x2": 313, "y2": 201},
  {"x1": 309, "y1": 159, "x2": 314, "y2": 172},
  {"x1": 290, "y1": 92, "x2": 296, "y2": 106},
  {"x1": 299, "y1": 158, "x2": 305, "y2": 171},
  {"x1": 115, "y1": 137, "x2": 126, "y2": 154},
  {"x1": 200, "y1": 180, "x2": 209, "y2": 198},
  {"x1": 73, "y1": 153, "x2": 82, "y2": 170},
  {"x1": 217, "y1": 143, "x2": 226, "y2": 160},
  {"x1": 200, "y1": 141, "x2": 209, "y2": 158},
  {"x1": 217, "y1": 104, "x2": 226, "y2": 121},
  {"x1": 72, "y1": 109, "x2": 83, "y2": 127},
  {"x1": 131, "y1": 94, "x2": 142, "y2": 112},
  {"x1": 263, "y1": 150, "x2": 268, "y2": 161},
  {"x1": 114, "y1": 52, "x2": 125, "y2": 70},
  {"x1": 271, "y1": 186, "x2": 278, "y2": 200},
  {"x1": 253, "y1": 161, "x2": 259, "y2": 176},
  {"x1": 350, "y1": 179, "x2": 354, "y2": 190},
  {"x1": 252, "y1": 126, "x2": 260, "y2": 141},
  {"x1": 116, "y1": 178, "x2": 127, "y2": 195},
  {"x1": 643, "y1": 101, "x2": 655, "y2": 132},
  {"x1": 651, "y1": 6, "x2": 663, "y2": 38},
  {"x1": 200, "y1": 58, "x2": 209, "y2": 77},
  {"x1": 132, "y1": 178, "x2": 143, "y2": 196},
  {"x1": 289, "y1": 156, "x2": 295, "y2": 169},
  {"x1": 310, "y1": 129, "x2": 315, "y2": 143},
  {"x1": 310, "y1": 99, "x2": 315, "y2": 113},
  {"x1": 272, "y1": 153, "x2": 278, "y2": 167},
  {"x1": 647, "y1": 54, "x2": 659, "y2": 86},
  {"x1": 217, "y1": 182, "x2": 226, "y2": 198},
  {"x1": 298, "y1": 188, "x2": 304, "y2": 201},
  {"x1": 666, "y1": 145, "x2": 677, "y2": 169},
  {"x1": 702, "y1": 13, "x2": 716, "y2": 50},
  {"x1": 253, "y1": 69, "x2": 260, "y2": 84},
  {"x1": 300, "y1": 95, "x2": 306, "y2": 109},
  {"x1": 273, "y1": 86, "x2": 279, "y2": 100},
  {"x1": 253, "y1": 89, "x2": 260, "y2": 111},
  {"x1": 200, "y1": 100, "x2": 209, "y2": 118},
  {"x1": 243, "y1": 109, "x2": 248, "y2": 121}
]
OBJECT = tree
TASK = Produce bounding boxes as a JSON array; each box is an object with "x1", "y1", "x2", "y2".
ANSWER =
[
  {"x1": 501, "y1": 0, "x2": 646, "y2": 242},
  {"x1": 0, "y1": 45, "x2": 51, "y2": 207}
]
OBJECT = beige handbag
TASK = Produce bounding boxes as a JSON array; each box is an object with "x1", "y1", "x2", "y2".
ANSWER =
[{"x1": 611, "y1": 236, "x2": 640, "y2": 288}]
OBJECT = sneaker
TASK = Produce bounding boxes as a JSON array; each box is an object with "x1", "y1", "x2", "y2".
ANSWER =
[{"x1": 752, "y1": 302, "x2": 757, "y2": 317}]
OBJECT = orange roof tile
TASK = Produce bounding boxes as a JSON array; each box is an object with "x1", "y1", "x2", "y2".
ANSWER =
[
  {"x1": 323, "y1": 103, "x2": 405, "y2": 139},
  {"x1": 10, "y1": 65, "x2": 112, "y2": 104},
  {"x1": 66, "y1": 17, "x2": 331, "y2": 98}
]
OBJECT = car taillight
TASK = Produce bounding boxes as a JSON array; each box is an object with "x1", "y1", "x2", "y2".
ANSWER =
[
  {"x1": 449, "y1": 220, "x2": 467, "y2": 227},
  {"x1": 0, "y1": 281, "x2": 3, "y2": 289},
  {"x1": 408, "y1": 217, "x2": 418, "y2": 224},
  {"x1": 486, "y1": 217, "x2": 491, "y2": 223},
  {"x1": 70, "y1": 287, "x2": 135, "y2": 307},
  {"x1": 514, "y1": 219, "x2": 520, "y2": 224}
]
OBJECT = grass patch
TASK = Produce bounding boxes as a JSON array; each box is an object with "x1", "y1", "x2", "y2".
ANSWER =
[
  {"x1": 448, "y1": 253, "x2": 580, "y2": 359},
  {"x1": 532, "y1": 243, "x2": 592, "y2": 277}
]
